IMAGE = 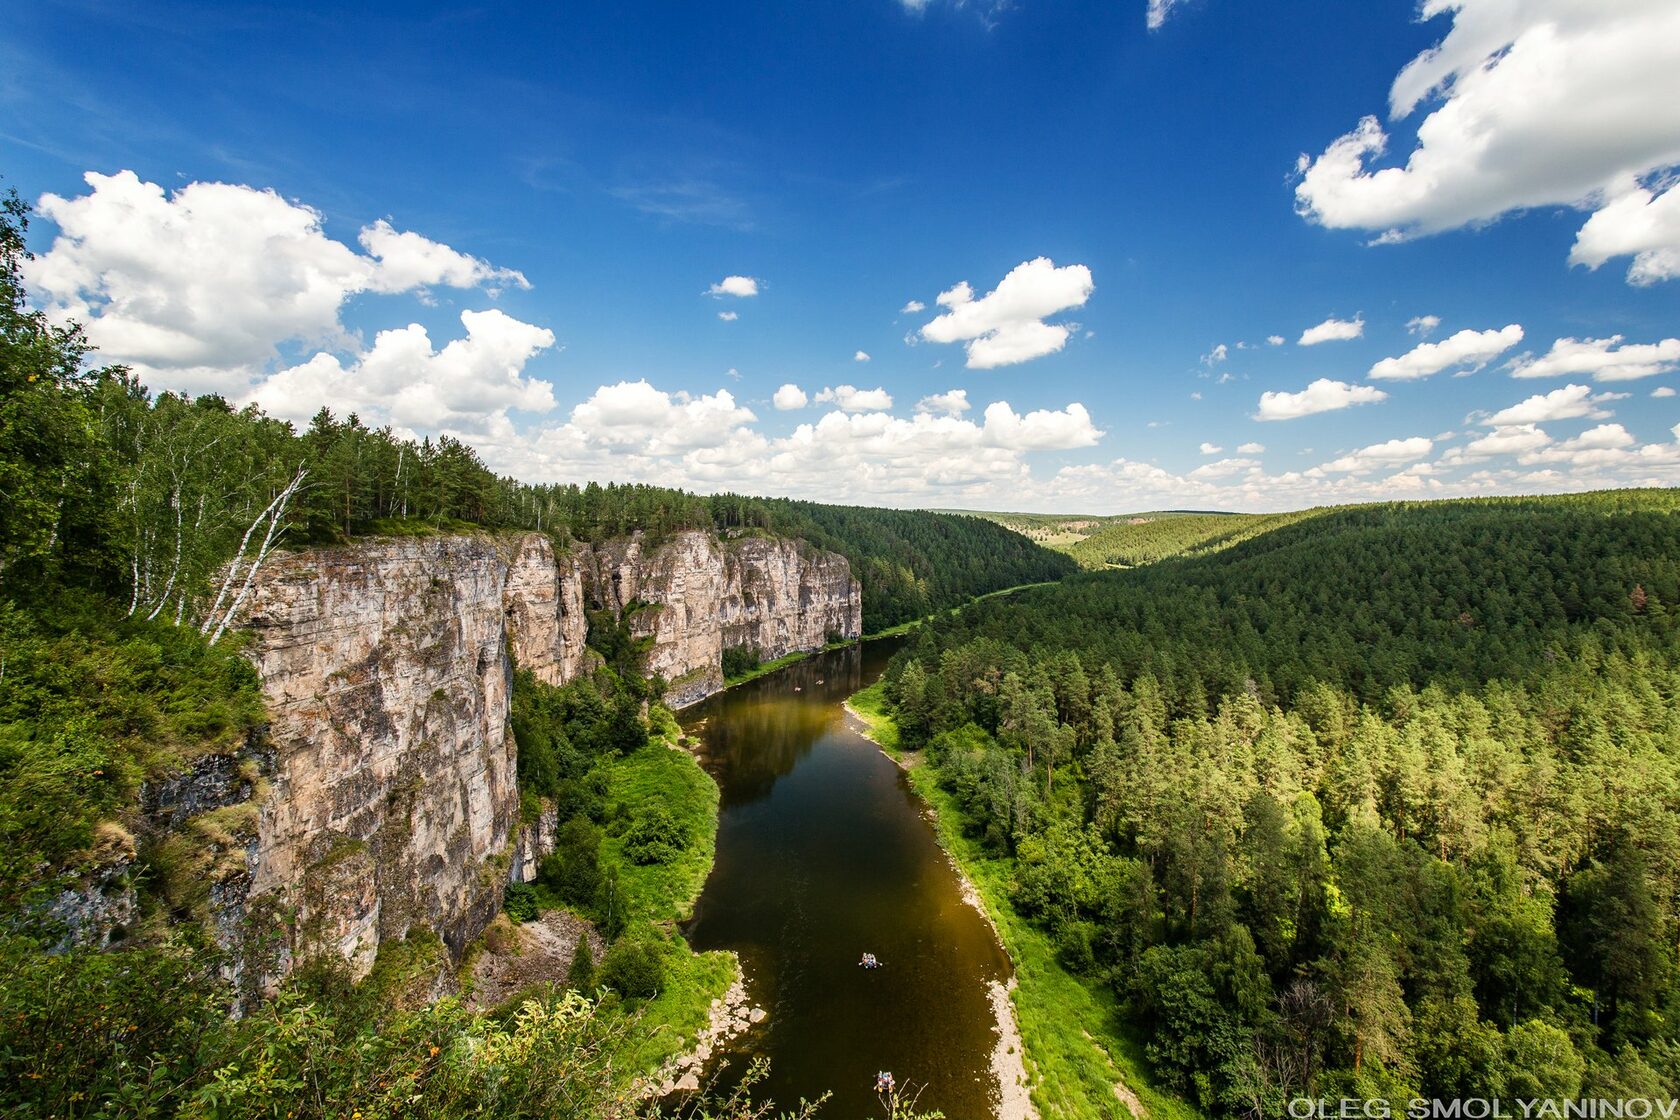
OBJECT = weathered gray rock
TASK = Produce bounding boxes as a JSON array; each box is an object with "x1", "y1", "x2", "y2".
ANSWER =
[
  {"x1": 582, "y1": 530, "x2": 861, "y2": 707},
  {"x1": 45, "y1": 861, "x2": 138, "y2": 951},
  {"x1": 228, "y1": 528, "x2": 857, "y2": 986},
  {"x1": 503, "y1": 534, "x2": 590, "y2": 685},
  {"x1": 235, "y1": 535, "x2": 535, "y2": 983},
  {"x1": 509, "y1": 802, "x2": 559, "y2": 885}
]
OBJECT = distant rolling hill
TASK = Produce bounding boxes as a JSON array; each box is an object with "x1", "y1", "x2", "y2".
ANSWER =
[
  {"x1": 931, "y1": 507, "x2": 1319, "y2": 569},
  {"x1": 929, "y1": 508, "x2": 1234, "y2": 553}
]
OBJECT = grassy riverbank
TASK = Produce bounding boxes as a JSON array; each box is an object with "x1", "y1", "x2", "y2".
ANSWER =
[
  {"x1": 848, "y1": 681, "x2": 1198, "y2": 1120},
  {"x1": 504, "y1": 724, "x2": 735, "y2": 1078},
  {"x1": 598, "y1": 738, "x2": 736, "y2": 1073}
]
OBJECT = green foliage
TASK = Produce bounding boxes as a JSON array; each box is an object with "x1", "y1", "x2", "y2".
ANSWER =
[
  {"x1": 1064, "y1": 509, "x2": 1321, "y2": 569},
  {"x1": 596, "y1": 866, "x2": 630, "y2": 942},
  {"x1": 721, "y1": 643, "x2": 761, "y2": 680},
  {"x1": 623, "y1": 805, "x2": 689, "y2": 866},
  {"x1": 0, "y1": 593, "x2": 264, "y2": 911},
  {"x1": 566, "y1": 934, "x2": 595, "y2": 993},
  {"x1": 598, "y1": 938, "x2": 665, "y2": 1000},
  {"x1": 503, "y1": 882, "x2": 540, "y2": 923},
  {"x1": 0, "y1": 187, "x2": 113, "y2": 590},
  {"x1": 0, "y1": 929, "x2": 230, "y2": 1119},
  {"x1": 596, "y1": 744, "x2": 719, "y2": 927},
  {"x1": 880, "y1": 492, "x2": 1680, "y2": 1115},
  {"x1": 539, "y1": 816, "x2": 603, "y2": 909}
]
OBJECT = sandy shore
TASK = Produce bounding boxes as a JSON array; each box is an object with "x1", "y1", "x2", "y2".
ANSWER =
[{"x1": 990, "y1": 979, "x2": 1035, "y2": 1120}]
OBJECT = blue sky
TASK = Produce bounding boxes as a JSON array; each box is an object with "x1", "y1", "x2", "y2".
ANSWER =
[{"x1": 4, "y1": 0, "x2": 1679, "y2": 511}]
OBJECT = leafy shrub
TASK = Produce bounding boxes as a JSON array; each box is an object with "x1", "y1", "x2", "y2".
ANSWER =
[
  {"x1": 623, "y1": 805, "x2": 689, "y2": 866},
  {"x1": 595, "y1": 867, "x2": 629, "y2": 941},
  {"x1": 722, "y1": 644, "x2": 761, "y2": 680},
  {"x1": 566, "y1": 934, "x2": 595, "y2": 992},
  {"x1": 538, "y1": 816, "x2": 601, "y2": 907},
  {"x1": 597, "y1": 939, "x2": 664, "y2": 1000}
]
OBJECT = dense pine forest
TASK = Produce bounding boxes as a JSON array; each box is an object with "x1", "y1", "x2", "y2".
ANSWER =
[{"x1": 877, "y1": 494, "x2": 1680, "y2": 1114}]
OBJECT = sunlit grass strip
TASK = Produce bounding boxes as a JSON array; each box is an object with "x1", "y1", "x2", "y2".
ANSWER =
[
  {"x1": 598, "y1": 737, "x2": 736, "y2": 1074},
  {"x1": 600, "y1": 741, "x2": 718, "y2": 925}
]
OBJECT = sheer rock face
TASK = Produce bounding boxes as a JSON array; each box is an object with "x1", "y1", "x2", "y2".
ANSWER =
[
  {"x1": 235, "y1": 535, "x2": 557, "y2": 985},
  {"x1": 503, "y1": 534, "x2": 590, "y2": 686},
  {"x1": 581, "y1": 531, "x2": 862, "y2": 707},
  {"x1": 231, "y1": 529, "x2": 857, "y2": 982}
]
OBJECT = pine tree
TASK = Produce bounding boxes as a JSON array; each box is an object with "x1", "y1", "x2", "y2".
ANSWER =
[{"x1": 567, "y1": 933, "x2": 595, "y2": 992}]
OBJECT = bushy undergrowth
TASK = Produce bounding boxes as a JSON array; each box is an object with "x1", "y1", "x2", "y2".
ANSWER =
[{"x1": 0, "y1": 592, "x2": 264, "y2": 914}]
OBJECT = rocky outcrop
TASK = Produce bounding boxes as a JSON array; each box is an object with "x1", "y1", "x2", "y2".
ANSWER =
[
  {"x1": 583, "y1": 530, "x2": 861, "y2": 707},
  {"x1": 503, "y1": 534, "x2": 590, "y2": 685},
  {"x1": 233, "y1": 534, "x2": 582, "y2": 985},
  {"x1": 509, "y1": 802, "x2": 559, "y2": 885},
  {"x1": 227, "y1": 528, "x2": 857, "y2": 983}
]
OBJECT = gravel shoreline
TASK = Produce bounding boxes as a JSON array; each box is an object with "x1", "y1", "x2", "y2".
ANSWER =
[{"x1": 646, "y1": 974, "x2": 765, "y2": 1097}]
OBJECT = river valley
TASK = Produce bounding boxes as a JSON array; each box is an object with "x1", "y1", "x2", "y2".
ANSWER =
[{"x1": 681, "y1": 638, "x2": 1017, "y2": 1117}]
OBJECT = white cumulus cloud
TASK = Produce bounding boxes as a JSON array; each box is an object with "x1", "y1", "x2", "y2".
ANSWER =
[
  {"x1": 1199, "y1": 442, "x2": 1223, "y2": 455},
  {"x1": 772, "y1": 384, "x2": 809, "y2": 411},
  {"x1": 1571, "y1": 182, "x2": 1680, "y2": 285},
  {"x1": 1510, "y1": 336, "x2": 1680, "y2": 381},
  {"x1": 1320, "y1": 436, "x2": 1434, "y2": 474},
  {"x1": 24, "y1": 169, "x2": 527, "y2": 395},
  {"x1": 916, "y1": 389, "x2": 971, "y2": 416},
  {"x1": 1293, "y1": 1, "x2": 1680, "y2": 284},
  {"x1": 707, "y1": 275, "x2": 759, "y2": 298},
  {"x1": 1408, "y1": 315, "x2": 1442, "y2": 337},
  {"x1": 901, "y1": 299, "x2": 925, "y2": 314},
  {"x1": 1368, "y1": 324, "x2": 1523, "y2": 380},
  {"x1": 980, "y1": 402, "x2": 1102, "y2": 451},
  {"x1": 815, "y1": 385, "x2": 894, "y2": 412},
  {"x1": 1237, "y1": 442, "x2": 1266, "y2": 454},
  {"x1": 562, "y1": 381, "x2": 756, "y2": 454},
  {"x1": 919, "y1": 257, "x2": 1094, "y2": 369},
  {"x1": 248, "y1": 309, "x2": 555, "y2": 433},
  {"x1": 1255, "y1": 378, "x2": 1388, "y2": 421},
  {"x1": 1463, "y1": 425, "x2": 1552, "y2": 459},
  {"x1": 854, "y1": 350, "x2": 871, "y2": 362},
  {"x1": 1298, "y1": 315, "x2": 1365, "y2": 346},
  {"x1": 1485, "y1": 384, "x2": 1610, "y2": 426}
]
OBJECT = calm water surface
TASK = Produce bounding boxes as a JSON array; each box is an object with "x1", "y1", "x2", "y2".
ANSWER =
[{"x1": 682, "y1": 639, "x2": 1011, "y2": 1118}]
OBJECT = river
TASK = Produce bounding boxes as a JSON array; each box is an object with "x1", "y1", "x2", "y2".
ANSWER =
[{"x1": 680, "y1": 637, "x2": 1014, "y2": 1118}]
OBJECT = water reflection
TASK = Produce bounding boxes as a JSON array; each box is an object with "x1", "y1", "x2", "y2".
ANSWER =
[
  {"x1": 682, "y1": 639, "x2": 1011, "y2": 1118},
  {"x1": 683, "y1": 645, "x2": 864, "y2": 807}
]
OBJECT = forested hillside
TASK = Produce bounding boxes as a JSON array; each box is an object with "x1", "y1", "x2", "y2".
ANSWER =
[
  {"x1": 1062, "y1": 509, "x2": 1320, "y2": 569},
  {"x1": 940, "y1": 510, "x2": 1132, "y2": 550},
  {"x1": 878, "y1": 493, "x2": 1680, "y2": 1114}
]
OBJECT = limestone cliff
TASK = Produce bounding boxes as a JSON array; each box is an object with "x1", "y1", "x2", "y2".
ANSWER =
[
  {"x1": 234, "y1": 534, "x2": 580, "y2": 984},
  {"x1": 583, "y1": 530, "x2": 862, "y2": 707},
  {"x1": 228, "y1": 528, "x2": 857, "y2": 983}
]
